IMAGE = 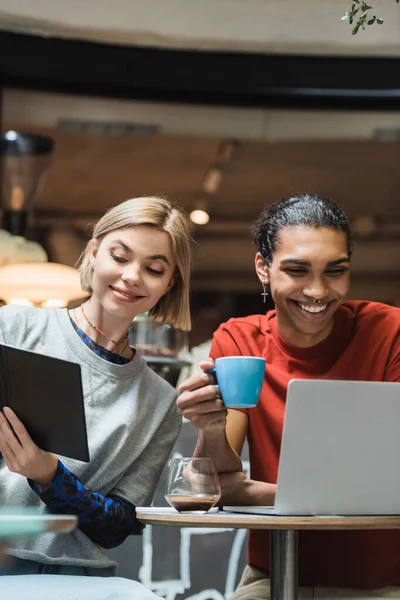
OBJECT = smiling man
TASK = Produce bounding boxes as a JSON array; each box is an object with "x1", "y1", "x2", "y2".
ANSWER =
[{"x1": 177, "y1": 193, "x2": 400, "y2": 600}]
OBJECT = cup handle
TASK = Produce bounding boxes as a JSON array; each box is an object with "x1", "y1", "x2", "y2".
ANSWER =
[{"x1": 205, "y1": 367, "x2": 220, "y2": 396}]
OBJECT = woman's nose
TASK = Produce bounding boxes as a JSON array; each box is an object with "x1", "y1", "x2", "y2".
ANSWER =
[{"x1": 121, "y1": 264, "x2": 142, "y2": 285}]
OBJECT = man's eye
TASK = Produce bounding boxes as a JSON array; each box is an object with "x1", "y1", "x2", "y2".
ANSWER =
[
  {"x1": 326, "y1": 269, "x2": 345, "y2": 276},
  {"x1": 285, "y1": 269, "x2": 307, "y2": 276}
]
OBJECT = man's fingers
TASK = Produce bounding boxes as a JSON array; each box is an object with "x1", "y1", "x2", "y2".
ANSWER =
[
  {"x1": 179, "y1": 358, "x2": 215, "y2": 394},
  {"x1": 181, "y1": 398, "x2": 225, "y2": 418},
  {"x1": 199, "y1": 359, "x2": 215, "y2": 372},
  {"x1": 177, "y1": 383, "x2": 221, "y2": 410},
  {"x1": 182, "y1": 409, "x2": 227, "y2": 431},
  {"x1": 178, "y1": 369, "x2": 215, "y2": 394}
]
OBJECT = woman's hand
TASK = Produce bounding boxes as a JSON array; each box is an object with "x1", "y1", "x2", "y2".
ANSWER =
[{"x1": 0, "y1": 407, "x2": 58, "y2": 488}]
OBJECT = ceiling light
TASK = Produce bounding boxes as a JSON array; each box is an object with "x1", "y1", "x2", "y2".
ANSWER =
[
  {"x1": 217, "y1": 139, "x2": 237, "y2": 164},
  {"x1": 0, "y1": 229, "x2": 47, "y2": 266},
  {"x1": 0, "y1": 131, "x2": 86, "y2": 308},
  {"x1": 189, "y1": 209, "x2": 210, "y2": 225},
  {"x1": 202, "y1": 167, "x2": 222, "y2": 195},
  {"x1": 0, "y1": 131, "x2": 54, "y2": 236},
  {"x1": 0, "y1": 262, "x2": 87, "y2": 308}
]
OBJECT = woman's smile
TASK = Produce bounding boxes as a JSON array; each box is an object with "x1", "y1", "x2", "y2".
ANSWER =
[{"x1": 110, "y1": 285, "x2": 147, "y2": 303}]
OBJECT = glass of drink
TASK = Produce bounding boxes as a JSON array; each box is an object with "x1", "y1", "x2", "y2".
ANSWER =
[{"x1": 165, "y1": 457, "x2": 221, "y2": 514}]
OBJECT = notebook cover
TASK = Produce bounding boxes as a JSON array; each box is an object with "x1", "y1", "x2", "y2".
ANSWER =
[{"x1": 0, "y1": 343, "x2": 89, "y2": 462}]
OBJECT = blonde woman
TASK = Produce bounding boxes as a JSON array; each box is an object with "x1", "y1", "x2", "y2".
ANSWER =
[{"x1": 0, "y1": 196, "x2": 191, "y2": 577}]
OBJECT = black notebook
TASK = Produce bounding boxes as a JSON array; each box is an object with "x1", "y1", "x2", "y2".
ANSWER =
[{"x1": 0, "y1": 343, "x2": 89, "y2": 462}]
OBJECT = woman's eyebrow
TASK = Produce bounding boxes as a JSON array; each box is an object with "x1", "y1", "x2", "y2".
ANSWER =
[
  {"x1": 111, "y1": 239, "x2": 131, "y2": 252},
  {"x1": 111, "y1": 241, "x2": 171, "y2": 266},
  {"x1": 148, "y1": 254, "x2": 171, "y2": 266}
]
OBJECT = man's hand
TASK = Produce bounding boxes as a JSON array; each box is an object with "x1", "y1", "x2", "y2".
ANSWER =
[
  {"x1": 0, "y1": 407, "x2": 58, "y2": 488},
  {"x1": 177, "y1": 359, "x2": 227, "y2": 432},
  {"x1": 218, "y1": 471, "x2": 277, "y2": 506}
]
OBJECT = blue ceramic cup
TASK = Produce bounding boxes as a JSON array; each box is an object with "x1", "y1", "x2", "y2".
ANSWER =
[{"x1": 208, "y1": 356, "x2": 265, "y2": 409}]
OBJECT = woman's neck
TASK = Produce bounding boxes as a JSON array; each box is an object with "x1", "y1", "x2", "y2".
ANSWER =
[{"x1": 71, "y1": 299, "x2": 132, "y2": 358}]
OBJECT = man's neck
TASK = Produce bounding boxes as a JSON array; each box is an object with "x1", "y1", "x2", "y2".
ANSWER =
[{"x1": 276, "y1": 317, "x2": 334, "y2": 348}]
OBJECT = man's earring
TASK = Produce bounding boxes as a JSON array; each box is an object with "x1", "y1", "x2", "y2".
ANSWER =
[{"x1": 261, "y1": 282, "x2": 268, "y2": 304}]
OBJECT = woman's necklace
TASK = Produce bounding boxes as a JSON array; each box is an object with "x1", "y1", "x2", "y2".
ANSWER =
[{"x1": 80, "y1": 303, "x2": 129, "y2": 348}]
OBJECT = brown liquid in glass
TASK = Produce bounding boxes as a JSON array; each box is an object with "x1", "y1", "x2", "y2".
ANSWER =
[{"x1": 166, "y1": 494, "x2": 219, "y2": 513}]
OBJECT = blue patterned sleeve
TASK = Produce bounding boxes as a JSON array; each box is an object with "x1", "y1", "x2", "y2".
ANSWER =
[{"x1": 28, "y1": 460, "x2": 143, "y2": 549}]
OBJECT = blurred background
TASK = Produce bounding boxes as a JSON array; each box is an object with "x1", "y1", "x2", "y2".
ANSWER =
[{"x1": 0, "y1": 1, "x2": 399, "y2": 598}]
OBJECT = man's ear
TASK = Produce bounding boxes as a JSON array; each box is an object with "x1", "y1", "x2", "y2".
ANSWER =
[{"x1": 255, "y1": 252, "x2": 270, "y2": 286}]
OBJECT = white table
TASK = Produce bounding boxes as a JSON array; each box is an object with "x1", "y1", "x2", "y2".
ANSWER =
[{"x1": 136, "y1": 508, "x2": 400, "y2": 600}]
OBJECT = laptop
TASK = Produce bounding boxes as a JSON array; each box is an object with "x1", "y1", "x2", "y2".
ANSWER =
[{"x1": 224, "y1": 379, "x2": 400, "y2": 516}]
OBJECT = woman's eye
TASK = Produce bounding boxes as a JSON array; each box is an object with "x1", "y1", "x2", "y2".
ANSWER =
[
  {"x1": 111, "y1": 253, "x2": 127, "y2": 263},
  {"x1": 147, "y1": 267, "x2": 164, "y2": 276}
]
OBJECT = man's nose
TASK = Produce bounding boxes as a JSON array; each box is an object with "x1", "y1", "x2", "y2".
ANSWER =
[{"x1": 302, "y1": 278, "x2": 329, "y2": 300}]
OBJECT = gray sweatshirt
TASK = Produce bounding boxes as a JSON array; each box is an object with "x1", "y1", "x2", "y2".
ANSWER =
[{"x1": 0, "y1": 305, "x2": 181, "y2": 568}]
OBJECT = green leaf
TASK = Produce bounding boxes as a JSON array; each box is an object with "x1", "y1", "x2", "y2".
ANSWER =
[
  {"x1": 358, "y1": 14, "x2": 368, "y2": 26},
  {"x1": 352, "y1": 24, "x2": 360, "y2": 34},
  {"x1": 367, "y1": 17, "x2": 376, "y2": 24}
]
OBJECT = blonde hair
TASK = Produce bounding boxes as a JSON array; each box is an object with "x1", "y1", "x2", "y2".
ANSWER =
[{"x1": 79, "y1": 196, "x2": 192, "y2": 331}]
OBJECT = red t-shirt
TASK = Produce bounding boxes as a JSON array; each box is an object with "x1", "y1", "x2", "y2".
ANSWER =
[{"x1": 210, "y1": 300, "x2": 400, "y2": 589}]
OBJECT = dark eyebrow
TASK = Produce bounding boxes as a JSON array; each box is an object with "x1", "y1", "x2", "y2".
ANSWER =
[
  {"x1": 326, "y1": 258, "x2": 351, "y2": 267},
  {"x1": 280, "y1": 257, "x2": 350, "y2": 268},
  {"x1": 111, "y1": 240, "x2": 171, "y2": 266}
]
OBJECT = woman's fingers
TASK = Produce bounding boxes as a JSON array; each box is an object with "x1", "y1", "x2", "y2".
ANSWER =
[
  {"x1": 0, "y1": 424, "x2": 17, "y2": 470},
  {"x1": 0, "y1": 410, "x2": 21, "y2": 449},
  {"x1": 3, "y1": 407, "x2": 35, "y2": 451}
]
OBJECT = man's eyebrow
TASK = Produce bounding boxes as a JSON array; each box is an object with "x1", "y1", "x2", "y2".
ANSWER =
[
  {"x1": 326, "y1": 258, "x2": 350, "y2": 267},
  {"x1": 280, "y1": 257, "x2": 350, "y2": 267},
  {"x1": 280, "y1": 259, "x2": 311, "y2": 267}
]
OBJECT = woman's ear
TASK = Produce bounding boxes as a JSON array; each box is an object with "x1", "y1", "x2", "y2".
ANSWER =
[
  {"x1": 165, "y1": 272, "x2": 177, "y2": 293},
  {"x1": 89, "y1": 240, "x2": 99, "y2": 265},
  {"x1": 255, "y1": 252, "x2": 270, "y2": 286}
]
